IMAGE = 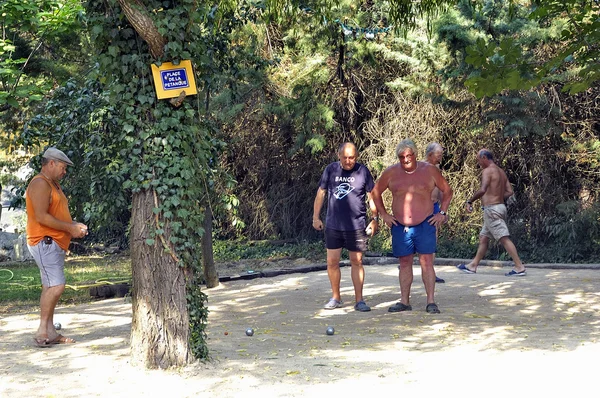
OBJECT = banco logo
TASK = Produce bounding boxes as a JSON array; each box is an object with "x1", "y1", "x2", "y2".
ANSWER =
[{"x1": 334, "y1": 183, "x2": 355, "y2": 200}]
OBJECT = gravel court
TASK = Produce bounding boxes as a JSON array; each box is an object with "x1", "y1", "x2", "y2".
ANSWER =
[{"x1": 1, "y1": 262, "x2": 600, "y2": 397}]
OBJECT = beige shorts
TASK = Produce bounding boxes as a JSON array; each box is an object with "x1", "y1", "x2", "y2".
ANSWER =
[
  {"x1": 28, "y1": 239, "x2": 66, "y2": 287},
  {"x1": 480, "y1": 203, "x2": 510, "y2": 241}
]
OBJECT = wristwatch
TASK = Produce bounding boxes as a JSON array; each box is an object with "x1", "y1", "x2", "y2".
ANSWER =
[
  {"x1": 372, "y1": 216, "x2": 379, "y2": 221},
  {"x1": 439, "y1": 210, "x2": 447, "y2": 216}
]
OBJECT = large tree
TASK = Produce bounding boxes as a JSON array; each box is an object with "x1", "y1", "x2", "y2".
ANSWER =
[{"x1": 84, "y1": 0, "x2": 239, "y2": 367}]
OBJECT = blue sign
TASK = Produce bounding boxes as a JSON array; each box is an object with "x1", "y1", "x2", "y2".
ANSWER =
[{"x1": 160, "y1": 68, "x2": 190, "y2": 91}]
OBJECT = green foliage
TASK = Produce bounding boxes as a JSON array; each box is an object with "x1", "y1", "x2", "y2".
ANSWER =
[
  {"x1": 187, "y1": 282, "x2": 209, "y2": 359},
  {"x1": 539, "y1": 201, "x2": 600, "y2": 262},
  {"x1": 387, "y1": 0, "x2": 455, "y2": 32},
  {"x1": 0, "y1": 0, "x2": 86, "y2": 112},
  {"x1": 462, "y1": 0, "x2": 600, "y2": 97}
]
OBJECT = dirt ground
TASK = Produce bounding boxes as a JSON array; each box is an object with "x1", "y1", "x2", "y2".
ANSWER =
[{"x1": 1, "y1": 259, "x2": 600, "y2": 397}]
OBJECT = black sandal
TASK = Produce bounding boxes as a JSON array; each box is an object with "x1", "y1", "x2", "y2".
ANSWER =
[{"x1": 426, "y1": 303, "x2": 441, "y2": 314}]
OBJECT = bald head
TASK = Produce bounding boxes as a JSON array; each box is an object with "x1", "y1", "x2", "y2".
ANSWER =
[
  {"x1": 338, "y1": 142, "x2": 358, "y2": 171},
  {"x1": 338, "y1": 142, "x2": 357, "y2": 155}
]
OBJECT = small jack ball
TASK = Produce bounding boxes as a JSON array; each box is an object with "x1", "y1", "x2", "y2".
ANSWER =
[
  {"x1": 326, "y1": 326, "x2": 335, "y2": 335},
  {"x1": 246, "y1": 328, "x2": 254, "y2": 336},
  {"x1": 54, "y1": 322, "x2": 61, "y2": 330}
]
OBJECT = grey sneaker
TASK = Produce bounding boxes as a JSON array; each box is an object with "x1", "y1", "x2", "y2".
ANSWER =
[
  {"x1": 354, "y1": 301, "x2": 371, "y2": 312},
  {"x1": 324, "y1": 298, "x2": 343, "y2": 309}
]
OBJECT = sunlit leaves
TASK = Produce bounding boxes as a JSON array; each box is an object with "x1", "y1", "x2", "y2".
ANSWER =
[
  {"x1": 0, "y1": 0, "x2": 84, "y2": 109},
  {"x1": 464, "y1": 0, "x2": 600, "y2": 97}
]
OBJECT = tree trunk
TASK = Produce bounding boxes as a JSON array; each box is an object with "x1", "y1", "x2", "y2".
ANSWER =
[
  {"x1": 202, "y1": 205, "x2": 219, "y2": 288},
  {"x1": 130, "y1": 189, "x2": 191, "y2": 368}
]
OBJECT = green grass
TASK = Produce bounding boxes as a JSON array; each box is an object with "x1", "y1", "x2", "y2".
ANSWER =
[
  {"x1": 212, "y1": 239, "x2": 326, "y2": 262},
  {"x1": 0, "y1": 253, "x2": 131, "y2": 313}
]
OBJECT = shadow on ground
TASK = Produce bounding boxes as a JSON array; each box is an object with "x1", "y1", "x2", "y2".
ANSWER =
[{"x1": 1, "y1": 264, "x2": 600, "y2": 397}]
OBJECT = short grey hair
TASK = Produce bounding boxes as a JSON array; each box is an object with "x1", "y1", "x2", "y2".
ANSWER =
[
  {"x1": 425, "y1": 142, "x2": 443, "y2": 157},
  {"x1": 395, "y1": 139, "x2": 418, "y2": 158},
  {"x1": 479, "y1": 149, "x2": 494, "y2": 160}
]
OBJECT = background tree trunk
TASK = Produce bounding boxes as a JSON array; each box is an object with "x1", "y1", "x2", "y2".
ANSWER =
[
  {"x1": 130, "y1": 189, "x2": 191, "y2": 368},
  {"x1": 202, "y1": 205, "x2": 219, "y2": 288}
]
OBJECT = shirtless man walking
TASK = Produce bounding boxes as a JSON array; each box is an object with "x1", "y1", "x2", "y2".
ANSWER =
[
  {"x1": 457, "y1": 149, "x2": 526, "y2": 276},
  {"x1": 372, "y1": 139, "x2": 453, "y2": 314}
]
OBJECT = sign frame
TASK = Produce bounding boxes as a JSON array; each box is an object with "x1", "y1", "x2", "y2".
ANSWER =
[{"x1": 151, "y1": 60, "x2": 198, "y2": 100}]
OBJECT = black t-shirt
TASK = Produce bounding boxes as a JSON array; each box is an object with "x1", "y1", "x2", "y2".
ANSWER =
[{"x1": 319, "y1": 162, "x2": 374, "y2": 231}]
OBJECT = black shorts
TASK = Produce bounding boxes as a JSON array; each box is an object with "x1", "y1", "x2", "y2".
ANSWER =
[{"x1": 325, "y1": 228, "x2": 368, "y2": 252}]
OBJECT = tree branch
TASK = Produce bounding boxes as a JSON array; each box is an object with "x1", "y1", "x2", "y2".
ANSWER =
[{"x1": 117, "y1": 0, "x2": 167, "y2": 59}]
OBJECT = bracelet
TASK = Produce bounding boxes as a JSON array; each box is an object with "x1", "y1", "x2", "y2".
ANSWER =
[{"x1": 466, "y1": 201, "x2": 473, "y2": 205}]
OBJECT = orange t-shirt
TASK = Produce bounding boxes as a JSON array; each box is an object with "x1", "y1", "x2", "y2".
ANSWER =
[{"x1": 26, "y1": 174, "x2": 72, "y2": 251}]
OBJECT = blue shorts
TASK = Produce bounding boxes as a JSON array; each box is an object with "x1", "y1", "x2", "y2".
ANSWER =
[
  {"x1": 433, "y1": 202, "x2": 440, "y2": 214},
  {"x1": 391, "y1": 215, "x2": 437, "y2": 257}
]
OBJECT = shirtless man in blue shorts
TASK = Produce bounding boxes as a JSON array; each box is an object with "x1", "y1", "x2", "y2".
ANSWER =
[{"x1": 371, "y1": 139, "x2": 453, "y2": 314}]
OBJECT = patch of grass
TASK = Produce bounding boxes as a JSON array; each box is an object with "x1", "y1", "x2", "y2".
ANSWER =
[
  {"x1": 213, "y1": 240, "x2": 326, "y2": 262},
  {"x1": 0, "y1": 253, "x2": 131, "y2": 313}
]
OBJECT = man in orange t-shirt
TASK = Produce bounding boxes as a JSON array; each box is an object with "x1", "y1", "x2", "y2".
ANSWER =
[{"x1": 26, "y1": 147, "x2": 88, "y2": 347}]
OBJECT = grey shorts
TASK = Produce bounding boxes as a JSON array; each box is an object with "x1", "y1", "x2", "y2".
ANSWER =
[
  {"x1": 28, "y1": 239, "x2": 66, "y2": 287},
  {"x1": 480, "y1": 203, "x2": 510, "y2": 241}
]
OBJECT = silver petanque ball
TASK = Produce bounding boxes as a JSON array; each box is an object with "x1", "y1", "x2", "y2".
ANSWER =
[
  {"x1": 245, "y1": 328, "x2": 254, "y2": 336},
  {"x1": 54, "y1": 322, "x2": 61, "y2": 330},
  {"x1": 326, "y1": 326, "x2": 335, "y2": 335}
]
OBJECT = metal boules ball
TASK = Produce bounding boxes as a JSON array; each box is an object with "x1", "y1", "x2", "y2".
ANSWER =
[
  {"x1": 245, "y1": 328, "x2": 254, "y2": 336},
  {"x1": 54, "y1": 322, "x2": 62, "y2": 330},
  {"x1": 326, "y1": 326, "x2": 335, "y2": 335}
]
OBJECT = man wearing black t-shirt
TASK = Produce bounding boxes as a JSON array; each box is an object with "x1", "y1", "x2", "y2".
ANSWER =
[{"x1": 312, "y1": 143, "x2": 378, "y2": 312}]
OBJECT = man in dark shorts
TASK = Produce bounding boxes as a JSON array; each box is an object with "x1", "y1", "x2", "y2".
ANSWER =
[
  {"x1": 371, "y1": 139, "x2": 453, "y2": 314},
  {"x1": 312, "y1": 143, "x2": 378, "y2": 312},
  {"x1": 26, "y1": 147, "x2": 88, "y2": 347}
]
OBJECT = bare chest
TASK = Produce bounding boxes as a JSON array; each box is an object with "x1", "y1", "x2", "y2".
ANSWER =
[{"x1": 388, "y1": 171, "x2": 434, "y2": 196}]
